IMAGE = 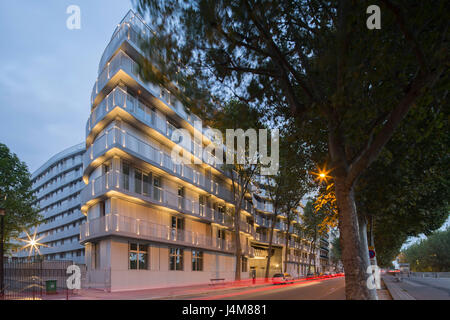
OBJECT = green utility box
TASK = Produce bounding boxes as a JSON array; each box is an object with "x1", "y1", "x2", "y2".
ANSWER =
[{"x1": 45, "y1": 280, "x2": 57, "y2": 294}]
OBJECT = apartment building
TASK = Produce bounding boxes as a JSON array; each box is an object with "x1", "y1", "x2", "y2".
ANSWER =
[
  {"x1": 79, "y1": 10, "x2": 323, "y2": 291},
  {"x1": 14, "y1": 143, "x2": 86, "y2": 264},
  {"x1": 79, "y1": 10, "x2": 256, "y2": 291},
  {"x1": 250, "y1": 178, "x2": 321, "y2": 278}
]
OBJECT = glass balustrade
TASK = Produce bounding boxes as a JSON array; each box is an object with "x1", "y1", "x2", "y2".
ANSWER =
[
  {"x1": 80, "y1": 213, "x2": 235, "y2": 253},
  {"x1": 81, "y1": 170, "x2": 238, "y2": 229},
  {"x1": 86, "y1": 86, "x2": 233, "y2": 180},
  {"x1": 84, "y1": 126, "x2": 235, "y2": 204}
]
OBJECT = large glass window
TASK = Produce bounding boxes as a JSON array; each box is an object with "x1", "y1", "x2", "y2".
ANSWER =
[
  {"x1": 129, "y1": 243, "x2": 148, "y2": 270},
  {"x1": 192, "y1": 250, "x2": 203, "y2": 271},
  {"x1": 169, "y1": 247, "x2": 184, "y2": 271},
  {"x1": 171, "y1": 216, "x2": 185, "y2": 241},
  {"x1": 134, "y1": 168, "x2": 151, "y2": 196}
]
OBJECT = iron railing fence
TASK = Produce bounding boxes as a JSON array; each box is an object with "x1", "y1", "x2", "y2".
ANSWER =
[{"x1": 2, "y1": 259, "x2": 86, "y2": 300}]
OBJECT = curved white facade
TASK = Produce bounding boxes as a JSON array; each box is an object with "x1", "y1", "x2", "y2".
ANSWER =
[{"x1": 15, "y1": 143, "x2": 86, "y2": 264}]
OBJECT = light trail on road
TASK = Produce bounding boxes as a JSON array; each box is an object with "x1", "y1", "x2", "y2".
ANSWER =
[{"x1": 195, "y1": 275, "x2": 345, "y2": 300}]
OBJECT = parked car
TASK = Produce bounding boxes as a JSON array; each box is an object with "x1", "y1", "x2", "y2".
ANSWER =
[{"x1": 272, "y1": 273, "x2": 294, "y2": 284}]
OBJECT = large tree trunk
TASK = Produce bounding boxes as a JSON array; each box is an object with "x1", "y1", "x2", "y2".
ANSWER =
[
  {"x1": 334, "y1": 178, "x2": 373, "y2": 299},
  {"x1": 306, "y1": 239, "x2": 315, "y2": 275},
  {"x1": 358, "y1": 213, "x2": 378, "y2": 300},
  {"x1": 264, "y1": 210, "x2": 277, "y2": 280},
  {"x1": 358, "y1": 214, "x2": 370, "y2": 269},
  {"x1": 284, "y1": 221, "x2": 291, "y2": 273}
]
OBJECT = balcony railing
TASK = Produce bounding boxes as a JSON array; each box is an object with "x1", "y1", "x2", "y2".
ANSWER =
[
  {"x1": 80, "y1": 214, "x2": 235, "y2": 253},
  {"x1": 38, "y1": 182, "x2": 84, "y2": 210},
  {"x1": 83, "y1": 126, "x2": 235, "y2": 204},
  {"x1": 86, "y1": 86, "x2": 232, "y2": 180},
  {"x1": 253, "y1": 200, "x2": 274, "y2": 213},
  {"x1": 34, "y1": 170, "x2": 82, "y2": 200},
  {"x1": 81, "y1": 170, "x2": 243, "y2": 231}
]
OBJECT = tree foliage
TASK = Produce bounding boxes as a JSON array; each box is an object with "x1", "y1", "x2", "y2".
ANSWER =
[
  {"x1": 0, "y1": 143, "x2": 40, "y2": 251},
  {"x1": 402, "y1": 227, "x2": 450, "y2": 272},
  {"x1": 135, "y1": 0, "x2": 449, "y2": 299}
]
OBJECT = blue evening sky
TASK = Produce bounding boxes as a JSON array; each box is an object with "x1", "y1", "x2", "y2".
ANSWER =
[{"x1": 0, "y1": 0, "x2": 133, "y2": 172}]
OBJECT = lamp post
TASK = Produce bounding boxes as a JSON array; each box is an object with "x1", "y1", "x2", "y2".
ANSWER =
[{"x1": 0, "y1": 206, "x2": 5, "y2": 299}]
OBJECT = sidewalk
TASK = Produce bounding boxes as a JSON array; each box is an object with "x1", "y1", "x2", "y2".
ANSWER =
[{"x1": 382, "y1": 275, "x2": 415, "y2": 300}]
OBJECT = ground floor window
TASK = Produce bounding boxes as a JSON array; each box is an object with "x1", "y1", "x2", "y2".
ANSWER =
[
  {"x1": 129, "y1": 243, "x2": 148, "y2": 270},
  {"x1": 169, "y1": 247, "x2": 184, "y2": 270},
  {"x1": 242, "y1": 257, "x2": 248, "y2": 272},
  {"x1": 192, "y1": 250, "x2": 203, "y2": 271}
]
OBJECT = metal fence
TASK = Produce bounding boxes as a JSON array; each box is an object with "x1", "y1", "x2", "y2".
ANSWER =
[{"x1": 2, "y1": 259, "x2": 86, "y2": 300}]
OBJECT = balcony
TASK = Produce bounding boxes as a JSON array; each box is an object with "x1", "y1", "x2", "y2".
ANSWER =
[
  {"x1": 83, "y1": 126, "x2": 234, "y2": 204},
  {"x1": 38, "y1": 182, "x2": 85, "y2": 210},
  {"x1": 81, "y1": 170, "x2": 257, "y2": 234},
  {"x1": 41, "y1": 197, "x2": 81, "y2": 218},
  {"x1": 253, "y1": 200, "x2": 273, "y2": 213},
  {"x1": 80, "y1": 214, "x2": 235, "y2": 254},
  {"x1": 91, "y1": 48, "x2": 203, "y2": 138},
  {"x1": 34, "y1": 169, "x2": 82, "y2": 200},
  {"x1": 287, "y1": 254, "x2": 305, "y2": 263},
  {"x1": 86, "y1": 86, "x2": 231, "y2": 180}
]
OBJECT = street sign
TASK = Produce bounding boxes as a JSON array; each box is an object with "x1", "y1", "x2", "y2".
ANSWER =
[{"x1": 369, "y1": 249, "x2": 376, "y2": 259}]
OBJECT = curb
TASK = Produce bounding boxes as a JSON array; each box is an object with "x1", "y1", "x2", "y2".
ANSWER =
[{"x1": 382, "y1": 276, "x2": 415, "y2": 300}]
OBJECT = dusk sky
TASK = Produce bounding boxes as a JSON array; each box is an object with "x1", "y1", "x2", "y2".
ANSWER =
[{"x1": 0, "y1": 0, "x2": 133, "y2": 172}]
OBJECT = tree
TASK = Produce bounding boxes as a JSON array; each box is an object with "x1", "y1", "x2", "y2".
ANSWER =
[
  {"x1": 355, "y1": 100, "x2": 449, "y2": 267},
  {"x1": 135, "y1": 0, "x2": 449, "y2": 299},
  {"x1": 264, "y1": 135, "x2": 312, "y2": 279},
  {"x1": 402, "y1": 227, "x2": 450, "y2": 272},
  {"x1": 302, "y1": 200, "x2": 327, "y2": 275},
  {"x1": 210, "y1": 100, "x2": 262, "y2": 281},
  {"x1": 0, "y1": 143, "x2": 40, "y2": 252},
  {"x1": 330, "y1": 233, "x2": 342, "y2": 271}
]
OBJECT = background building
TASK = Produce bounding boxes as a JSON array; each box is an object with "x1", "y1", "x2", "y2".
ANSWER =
[{"x1": 14, "y1": 143, "x2": 86, "y2": 264}]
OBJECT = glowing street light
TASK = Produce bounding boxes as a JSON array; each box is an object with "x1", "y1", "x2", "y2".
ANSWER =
[
  {"x1": 311, "y1": 165, "x2": 332, "y2": 184},
  {"x1": 17, "y1": 229, "x2": 48, "y2": 258}
]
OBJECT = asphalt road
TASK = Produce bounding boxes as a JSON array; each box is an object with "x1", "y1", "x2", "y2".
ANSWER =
[
  {"x1": 395, "y1": 277, "x2": 450, "y2": 300},
  {"x1": 181, "y1": 277, "x2": 346, "y2": 300}
]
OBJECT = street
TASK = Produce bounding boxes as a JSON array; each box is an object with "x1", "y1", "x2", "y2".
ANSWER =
[
  {"x1": 394, "y1": 277, "x2": 450, "y2": 300},
  {"x1": 175, "y1": 277, "x2": 346, "y2": 300}
]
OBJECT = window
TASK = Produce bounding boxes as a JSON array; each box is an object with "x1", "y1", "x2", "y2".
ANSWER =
[
  {"x1": 177, "y1": 187, "x2": 185, "y2": 209},
  {"x1": 171, "y1": 216, "x2": 185, "y2": 241},
  {"x1": 199, "y1": 195, "x2": 206, "y2": 216},
  {"x1": 192, "y1": 250, "x2": 203, "y2": 271},
  {"x1": 129, "y1": 243, "x2": 148, "y2": 270},
  {"x1": 242, "y1": 257, "x2": 248, "y2": 272},
  {"x1": 99, "y1": 201, "x2": 105, "y2": 217},
  {"x1": 134, "y1": 169, "x2": 142, "y2": 194},
  {"x1": 122, "y1": 163, "x2": 130, "y2": 190},
  {"x1": 169, "y1": 247, "x2": 184, "y2": 270},
  {"x1": 153, "y1": 176, "x2": 161, "y2": 201},
  {"x1": 92, "y1": 242, "x2": 100, "y2": 269}
]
